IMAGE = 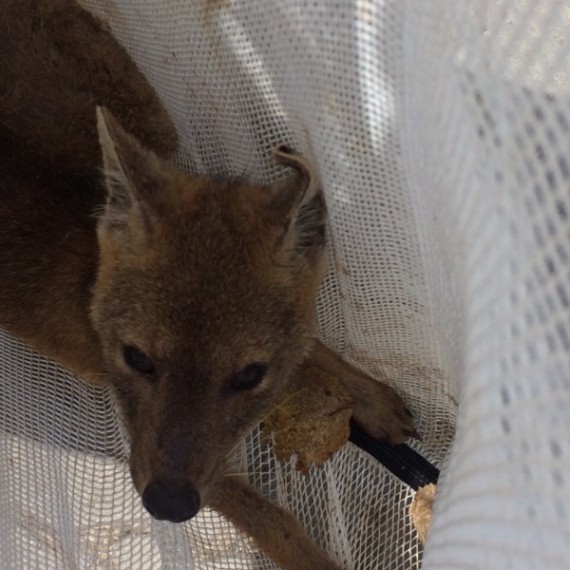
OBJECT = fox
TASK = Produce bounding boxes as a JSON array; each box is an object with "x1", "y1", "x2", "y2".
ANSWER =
[{"x1": 0, "y1": 1, "x2": 417, "y2": 569}]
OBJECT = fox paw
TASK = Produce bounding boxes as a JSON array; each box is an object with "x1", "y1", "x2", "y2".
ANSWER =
[
  {"x1": 349, "y1": 378, "x2": 419, "y2": 445},
  {"x1": 307, "y1": 341, "x2": 419, "y2": 446}
]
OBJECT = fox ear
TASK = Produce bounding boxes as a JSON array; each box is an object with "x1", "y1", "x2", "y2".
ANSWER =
[
  {"x1": 268, "y1": 146, "x2": 326, "y2": 259},
  {"x1": 96, "y1": 106, "x2": 166, "y2": 233}
]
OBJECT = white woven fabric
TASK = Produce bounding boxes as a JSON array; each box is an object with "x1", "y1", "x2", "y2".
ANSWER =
[{"x1": 0, "y1": 0, "x2": 568, "y2": 568}]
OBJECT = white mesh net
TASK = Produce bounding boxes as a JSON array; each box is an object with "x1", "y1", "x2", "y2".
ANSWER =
[{"x1": 1, "y1": 0, "x2": 569, "y2": 568}]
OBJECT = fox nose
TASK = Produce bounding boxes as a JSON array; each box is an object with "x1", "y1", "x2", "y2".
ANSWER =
[{"x1": 142, "y1": 479, "x2": 201, "y2": 523}]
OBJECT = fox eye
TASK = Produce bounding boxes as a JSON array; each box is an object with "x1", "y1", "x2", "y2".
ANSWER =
[
  {"x1": 230, "y1": 363, "x2": 267, "y2": 390},
  {"x1": 123, "y1": 345, "x2": 156, "y2": 376}
]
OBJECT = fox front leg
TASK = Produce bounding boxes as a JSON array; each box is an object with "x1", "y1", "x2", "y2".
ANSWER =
[
  {"x1": 306, "y1": 340, "x2": 419, "y2": 444},
  {"x1": 209, "y1": 476, "x2": 343, "y2": 570}
]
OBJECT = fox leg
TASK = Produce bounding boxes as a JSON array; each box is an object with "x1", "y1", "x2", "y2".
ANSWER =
[
  {"x1": 306, "y1": 340, "x2": 419, "y2": 444},
  {"x1": 209, "y1": 476, "x2": 343, "y2": 570}
]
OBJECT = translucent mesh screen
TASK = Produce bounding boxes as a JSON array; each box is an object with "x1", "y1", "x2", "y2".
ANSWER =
[{"x1": 0, "y1": 0, "x2": 568, "y2": 568}]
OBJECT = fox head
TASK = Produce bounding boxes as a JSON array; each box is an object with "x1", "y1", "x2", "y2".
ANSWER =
[{"x1": 90, "y1": 107, "x2": 327, "y2": 522}]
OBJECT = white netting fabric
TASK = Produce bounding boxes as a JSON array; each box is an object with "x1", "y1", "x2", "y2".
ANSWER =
[{"x1": 0, "y1": 0, "x2": 569, "y2": 568}]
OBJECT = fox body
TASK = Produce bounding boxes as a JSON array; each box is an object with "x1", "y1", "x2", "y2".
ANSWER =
[{"x1": 0, "y1": 1, "x2": 415, "y2": 568}]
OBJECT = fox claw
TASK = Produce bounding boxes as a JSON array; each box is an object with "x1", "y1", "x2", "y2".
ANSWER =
[{"x1": 336, "y1": 368, "x2": 418, "y2": 446}]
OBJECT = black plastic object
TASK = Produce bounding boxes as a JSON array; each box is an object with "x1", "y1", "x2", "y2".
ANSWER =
[{"x1": 349, "y1": 422, "x2": 440, "y2": 490}]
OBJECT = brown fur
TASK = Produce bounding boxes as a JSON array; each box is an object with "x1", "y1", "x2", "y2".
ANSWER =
[
  {"x1": 0, "y1": 1, "x2": 415, "y2": 568},
  {"x1": 92, "y1": 107, "x2": 328, "y2": 498},
  {"x1": 0, "y1": 0, "x2": 176, "y2": 380},
  {"x1": 210, "y1": 476, "x2": 342, "y2": 570}
]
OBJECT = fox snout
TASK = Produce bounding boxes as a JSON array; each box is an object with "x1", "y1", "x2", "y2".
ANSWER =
[
  {"x1": 128, "y1": 429, "x2": 213, "y2": 523},
  {"x1": 125, "y1": 385, "x2": 265, "y2": 523},
  {"x1": 142, "y1": 478, "x2": 201, "y2": 523}
]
